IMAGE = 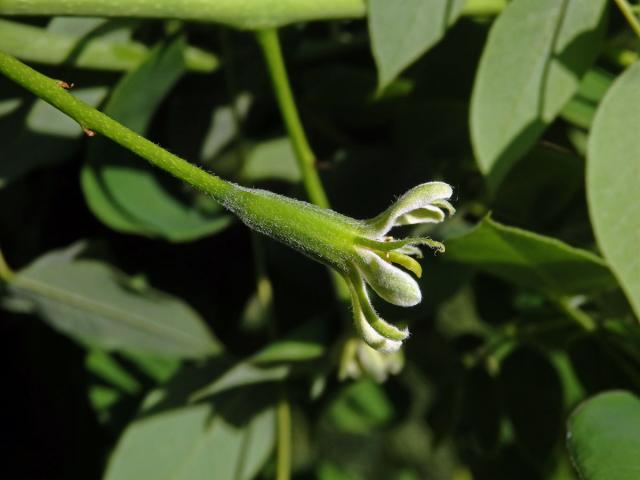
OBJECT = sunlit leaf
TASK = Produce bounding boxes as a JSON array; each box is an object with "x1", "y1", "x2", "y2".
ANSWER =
[
  {"x1": 445, "y1": 216, "x2": 617, "y2": 295},
  {"x1": 471, "y1": 0, "x2": 607, "y2": 188},
  {"x1": 10, "y1": 244, "x2": 221, "y2": 358},
  {"x1": 587, "y1": 61, "x2": 640, "y2": 319},
  {"x1": 105, "y1": 365, "x2": 276, "y2": 480},
  {"x1": 368, "y1": 0, "x2": 465, "y2": 89}
]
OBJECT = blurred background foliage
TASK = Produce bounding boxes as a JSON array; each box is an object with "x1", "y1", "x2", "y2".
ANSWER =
[{"x1": 0, "y1": 1, "x2": 639, "y2": 479}]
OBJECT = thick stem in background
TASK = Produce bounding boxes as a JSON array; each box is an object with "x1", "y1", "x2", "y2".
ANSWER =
[
  {"x1": 0, "y1": 0, "x2": 366, "y2": 30},
  {"x1": 0, "y1": 50, "x2": 234, "y2": 204},
  {"x1": 0, "y1": 0, "x2": 506, "y2": 31},
  {"x1": 256, "y1": 28, "x2": 330, "y2": 209},
  {"x1": 551, "y1": 296, "x2": 597, "y2": 332}
]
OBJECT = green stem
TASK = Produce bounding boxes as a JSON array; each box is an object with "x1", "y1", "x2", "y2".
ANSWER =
[
  {"x1": 255, "y1": 28, "x2": 330, "y2": 209},
  {"x1": 0, "y1": 0, "x2": 366, "y2": 30},
  {"x1": 255, "y1": 29, "x2": 351, "y2": 310},
  {"x1": 276, "y1": 386, "x2": 292, "y2": 480},
  {"x1": 551, "y1": 296, "x2": 597, "y2": 332},
  {"x1": 613, "y1": 0, "x2": 640, "y2": 39},
  {"x1": 0, "y1": 49, "x2": 234, "y2": 204},
  {"x1": 0, "y1": 248, "x2": 15, "y2": 283}
]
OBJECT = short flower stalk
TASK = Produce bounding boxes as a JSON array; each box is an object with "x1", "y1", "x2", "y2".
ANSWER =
[{"x1": 223, "y1": 181, "x2": 455, "y2": 352}]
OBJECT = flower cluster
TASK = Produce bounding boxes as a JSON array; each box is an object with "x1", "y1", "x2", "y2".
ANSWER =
[{"x1": 223, "y1": 181, "x2": 455, "y2": 352}]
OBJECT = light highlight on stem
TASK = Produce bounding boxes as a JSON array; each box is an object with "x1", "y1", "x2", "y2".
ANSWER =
[{"x1": 0, "y1": 0, "x2": 366, "y2": 30}]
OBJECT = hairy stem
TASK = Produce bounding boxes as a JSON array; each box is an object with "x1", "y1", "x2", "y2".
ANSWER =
[
  {"x1": 0, "y1": 0, "x2": 366, "y2": 30},
  {"x1": 613, "y1": 0, "x2": 640, "y2": 38},
  {"x1": 0, "y1": 49, "x2": 234, "y2": 203},
  {"x1": 256, "y1": 28, "x2": 330, "y2": 209}
]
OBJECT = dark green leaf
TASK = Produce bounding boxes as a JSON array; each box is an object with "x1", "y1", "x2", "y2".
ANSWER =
[
  {"x1": 368, "y1": 0, "x2": 465, "y2": 89},
  {"x1": 445, "y1": 216, "x2": 617, "y2": 296},
  {"x1": 567, "y1": 391, "x2": 640, "y2": 480},
  {"x1": 324, "y1": 379, "x2": 393, "y2": 434},
  {"x1": 561, "y1": 69, "x2": 613, "y2": 129},
  {"x1": 86, "y1": 348, "x2": 181, "y2": 424},
  {"x1": 10, "y1": 244, "x2": 221, "y2": 358},
  {"x1": 471, "y1": 0, "x2": 607, "y2": 188},
  {"x1": 192, "y1": 322, "x2": 327, "y2": 400},
  {"x1": 81, "y1": 36, "x2": 230, "y2": 242},
  {"x1": 587, "y1": 61, "x2": 640, "y2": 319}
]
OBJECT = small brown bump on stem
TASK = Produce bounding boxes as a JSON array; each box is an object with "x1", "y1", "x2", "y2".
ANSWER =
[
  {"x1": 56, "y1": 80, "x2": 74, "y2": 89},
  {"x1": 315, "y1": 159, "x2": 333, "y2": 171},
  {"x1": 83, "y1": 127, "x2": 96, "y2": 137}
]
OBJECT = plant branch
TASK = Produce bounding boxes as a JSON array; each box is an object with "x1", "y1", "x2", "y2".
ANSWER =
[
  {"x1": 0, "y1": 0, "x2": 366, "y2": 30},
  {"x1": 461, "y1": 0, "x2": 507, "y2": 16},
  {"x1": 0, "y1": 49, "x2": 234, "y2": 204},
  {"x1": 551, "y1": 296, "x2": 597, "y2": 332},
  {"x1": 276, "y1": 386, "x2": 292, "y2": 480},
  {"x1": 255, "y1": 28, "x2": 330, "y2": 209},
  {"x1": 613, "y1": 0, "x2": 640, "y2": 39}
]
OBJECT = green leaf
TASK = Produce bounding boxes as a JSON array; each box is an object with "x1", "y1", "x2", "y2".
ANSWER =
[
  {"x1": 0, "y1": 18, "x2": 218, "y2": 72},
  {"x1": 192, "y1": 322, "x2": 327, "y2": 401},
  {"x1": 240, "y1": 137, "x2": 301, "y2": 183},
  {"x1": 9, "y1": 244, "x2": 221, "y2": 358},
  {"x1": 81, "y1": 36, "x2": 230, "y2": 242},
  {"x1": 86, "y1": 348, "x2": 182, "y2": 425},
  {"x1": 324, "y1": 379, "x2": 393, "y2": 434},
  {"x1": 445, "y1": 216, "x2": 617, "y2": 296},
  {"x1": 587, "y1": 61, "x2": 640, "y2": 319},
  {"x1": 368, "y1": 0, "x2": 465, "y2": 89},
  {"x1": 105, "y1": 365, "x2": 276, "y2": 480},
  {"x1": 567, "y1": 391, "x2": 640, "y2": 480},
  {"x1": 561, "y1": 69, "x2": 613, "y2": 129},
  {"x1": 470, "y1": 0, "x2": 607, "y2": 188}
]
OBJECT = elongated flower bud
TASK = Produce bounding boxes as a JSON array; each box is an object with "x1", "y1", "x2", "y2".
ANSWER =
[{"x1": 222, "y1": 182, "x2": 454, "y2": 352}]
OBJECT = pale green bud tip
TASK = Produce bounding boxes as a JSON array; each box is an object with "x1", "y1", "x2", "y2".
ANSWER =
[
  {"x1": 365, "y1": 181, "x2": 454, "y2": 237},
  {"x1": 346, "y1": 181, "x2": 455, "y2": 352}
]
